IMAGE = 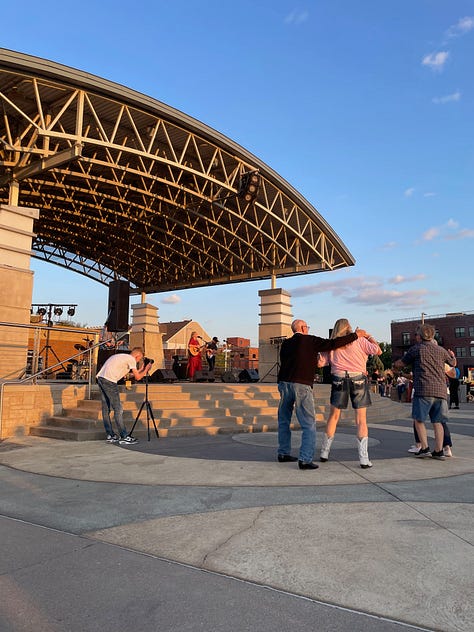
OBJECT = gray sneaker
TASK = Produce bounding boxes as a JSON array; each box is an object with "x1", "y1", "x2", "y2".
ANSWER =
[
  {"x1": 106, "y1": 434, "x2": 119, "y2": 443},
  {"x1": 119, "y1": 435, "x2": 138, "y2": 445}
]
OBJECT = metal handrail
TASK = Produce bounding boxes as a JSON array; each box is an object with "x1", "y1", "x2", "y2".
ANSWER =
[{"x1": 0, "y1": 322, "x2": 128, "y2": 438}]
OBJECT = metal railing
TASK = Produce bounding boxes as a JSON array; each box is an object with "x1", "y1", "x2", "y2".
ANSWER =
[
  {"x1": 391, "y1": 311, "x2": 474, "y2": 323},
  {"x1": 0, "y1": 321, "x2": 127, "y2": 438}
]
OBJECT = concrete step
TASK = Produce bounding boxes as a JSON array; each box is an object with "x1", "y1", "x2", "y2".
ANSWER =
[
  {"x1": 30, "y1": 425, "x2": 105, "y2": 441},
  {"x1": 30, "y1": 384, "x2": 409, "y2": 441},
  {"x1": 29, "y1": 419, "x2": 284, "y2": 440}
]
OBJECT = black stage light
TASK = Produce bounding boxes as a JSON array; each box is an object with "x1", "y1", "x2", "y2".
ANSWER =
[
  {"x1": 238, "y1": 170, "x2": 260, "y2": 203},
  {"x1": 37, "y1": 307, "x2": 47, "y2": 316},
  {"x1": 67, "y1": 306, "x2": 76, "y2": 317},
  {"x1": 54, "y1": 307, "x2": 63, "y2": 316}
]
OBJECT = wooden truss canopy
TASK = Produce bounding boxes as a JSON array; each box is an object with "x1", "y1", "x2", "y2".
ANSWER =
[{"x1": 0, "y1": 49, "x2": 354, "y2": 294}]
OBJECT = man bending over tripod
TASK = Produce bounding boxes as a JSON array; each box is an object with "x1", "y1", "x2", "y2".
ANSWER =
[{"x1": 96, "y1": 347, "x2": 152, "y2": 444}]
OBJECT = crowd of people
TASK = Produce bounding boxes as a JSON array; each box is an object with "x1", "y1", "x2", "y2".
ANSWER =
[
  {"x1": 95, "y1": 317, "x2": 461, "y2": 466},
  {"x1": 276, "y1": 318, "x2": 459, "y2": 470}
]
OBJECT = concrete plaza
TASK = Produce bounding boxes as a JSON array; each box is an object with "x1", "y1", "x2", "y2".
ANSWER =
[{"x1": 0, "y1": 404, "x2": 473, "y2": 631}]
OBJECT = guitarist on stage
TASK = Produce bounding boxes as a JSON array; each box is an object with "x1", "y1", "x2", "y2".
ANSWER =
[
  {"x1": 206, "y1": 336, "x2": 219, "y2": 372},
  {"x1": 187, "y1": 331, "x2": 204, "y2": 380}
]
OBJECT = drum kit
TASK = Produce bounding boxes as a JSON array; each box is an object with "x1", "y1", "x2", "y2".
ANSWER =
[{"x1": 71, "y1": 338, "x2": 92, "y2": 380}]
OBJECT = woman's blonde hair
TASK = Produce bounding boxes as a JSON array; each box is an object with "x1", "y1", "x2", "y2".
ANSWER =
[{"x1": 330, "y1": 318, "x2": 352, "y2": 339}]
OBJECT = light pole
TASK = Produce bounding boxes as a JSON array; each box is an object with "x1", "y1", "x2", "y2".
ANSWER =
[{"x1": 31, "y1": 303, "x2": 77, "y2": 374}]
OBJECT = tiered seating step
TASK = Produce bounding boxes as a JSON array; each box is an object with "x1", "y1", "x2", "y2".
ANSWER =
[{"x1": 30, "y1": 383, "x2": 407, "y2": 441}]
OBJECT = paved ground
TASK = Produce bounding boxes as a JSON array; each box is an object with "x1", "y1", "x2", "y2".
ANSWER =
[{"x1": 0, "y1": 403, "x2": 473, "y2": 631}]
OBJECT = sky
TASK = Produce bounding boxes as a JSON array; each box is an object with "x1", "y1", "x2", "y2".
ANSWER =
[{"x1": 2, "y1": 1, "x2": 473, "y2": 345}]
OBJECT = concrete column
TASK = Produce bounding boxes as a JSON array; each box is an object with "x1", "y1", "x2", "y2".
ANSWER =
[
  {"x1": 0, "y1": 204, "x2": 40, "y2": 380},
  {"x1": 258, "y1": 288, "x2": 293, "y2": 382},
  {"x1": 129, "y1": 302, "x2": 164, "y2": 372}
]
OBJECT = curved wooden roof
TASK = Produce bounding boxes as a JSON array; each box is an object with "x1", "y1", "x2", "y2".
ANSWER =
[{"x1": 0, "y1": 49, "x2": 354, "y2": 294}]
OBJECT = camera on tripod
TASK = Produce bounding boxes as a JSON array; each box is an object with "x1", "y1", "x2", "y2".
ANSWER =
[{"x1": 143, "y1": 357, "x2": 154, "y2": 366}]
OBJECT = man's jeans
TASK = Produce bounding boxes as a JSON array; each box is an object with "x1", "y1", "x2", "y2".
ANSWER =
[
  {"x1": 278, "y1": 381, "x2": 316, "y2": 463},
  {"x1": 97, "y1": 377, "x2": 127, "y2": 438}
]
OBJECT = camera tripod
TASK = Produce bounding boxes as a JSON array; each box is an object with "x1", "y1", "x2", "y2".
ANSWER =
[
  {"x1": 259, "y1": 337, "x2": 285, "y2": 382},
  {"x1": 129, "y1": 373, "x2": 159, "y2": 441}
]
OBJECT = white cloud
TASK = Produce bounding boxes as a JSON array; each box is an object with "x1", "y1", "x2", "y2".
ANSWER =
[
  {"x1": 292, "y1": 276, "x2": 433, "y2": 309},
  {"x1": 380, "y1": 241, "x2": 397, "y2": 251},
  {"x1": 389, "y1": 274, "x2": 426, "y2": 284},
  {"x1": 404, "y1": 187, "x2": 415, "y2": 197},
  {"x1": 161, "y1": 294, "x2": 181, "y2": 304},
  {"x1": 422, "y1": 51, "x2": 449, "y2": 70},
  {"x1": 432, "y1": 91, "x2": 461, "y2": 104},
  {"x1": 445, "y1": 228, "x2": 474, "y2": 240},
  {"x1": 421, "y1": 219, "x2": 473, "y2": 242},
  {"x1": 422, "y1": 226, "x2": 441, "y2": 241},
  {"x1": 423, "y1": 192, "x2": 436, "y2": 197},
  {"x1": 446, "y1": 16, "x2": 474, "y2": 38},
  {"x1": 350, "y1": 288, "x2": 429, "y2": 307},
  {"x1": 284, "y1": 10, "x2": 309, "y2": 25}
]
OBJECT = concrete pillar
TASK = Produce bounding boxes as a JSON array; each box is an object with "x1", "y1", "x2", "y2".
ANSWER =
[
  {"x1": 129, "y1": 302, "x2": 164, "y2": 372},
  {"x1": 258, "y1": 288, "x2": 293, "y2": 382},
  {"x1": 0, "y1": 204, "x2": 40, "y2": 380}
]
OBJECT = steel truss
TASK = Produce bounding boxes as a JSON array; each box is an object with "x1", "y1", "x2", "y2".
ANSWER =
[{"x1": 0, "y1": 49, "x2": 354, "y2": 294}]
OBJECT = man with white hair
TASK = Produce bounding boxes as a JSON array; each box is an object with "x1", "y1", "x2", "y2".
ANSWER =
[{"x1": 277, "y1": 319, "x2": 368, "y2": 469}]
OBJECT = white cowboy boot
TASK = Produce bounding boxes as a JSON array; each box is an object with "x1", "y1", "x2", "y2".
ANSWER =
[
  {"x1": 320, "y1": 434, "x2": 334, "y2": 462},
  {"x1": 357, "y1": 437, "x2": 373, "y2": 469}
]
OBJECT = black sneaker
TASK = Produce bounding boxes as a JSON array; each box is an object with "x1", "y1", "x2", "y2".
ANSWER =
[
  {"x1": 414, "y1": 447, "x2": 431, "y2": 458},
  {"x1": 119, "y1": 435, "x2": 138, "y2": 445},
  {"x1": 298, "y1": 460, "x2": 319, "y2": 470},
  {"x1": 431, "y1": 450, "x2": 446, "y2": 460},
  {"x1": 106, "y1": 434, "x2": 119, "y2": 443},
  {"x1": 278, "y1": 454, "x2": 298, "y2": 463}
]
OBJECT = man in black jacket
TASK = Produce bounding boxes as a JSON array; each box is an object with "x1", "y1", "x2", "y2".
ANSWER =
[{"x1": 277, "y1": 319, "x2": 368, "y2": 469}]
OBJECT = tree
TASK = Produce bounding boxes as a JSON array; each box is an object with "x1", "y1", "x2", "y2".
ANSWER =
[
  {"x1": 379, "y1": 342, "x2": 392, "y2": 369},
  {"x1": 367, "y1": 354, "x2": 384, "y2": 375}
]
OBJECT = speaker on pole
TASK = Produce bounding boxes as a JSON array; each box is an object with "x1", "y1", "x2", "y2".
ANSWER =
[{"x1": 107, "y1": 280, "x2": 129, "y2": 332}]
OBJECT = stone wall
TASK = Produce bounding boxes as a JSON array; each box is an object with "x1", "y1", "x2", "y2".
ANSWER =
[{"x1": 0, "y1": 383, "x2": 88, "y2": 439}]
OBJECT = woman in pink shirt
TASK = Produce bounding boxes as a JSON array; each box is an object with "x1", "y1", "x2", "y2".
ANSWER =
[{"x1": 317, "y1": 318, "x2": 382, "y2": 468}]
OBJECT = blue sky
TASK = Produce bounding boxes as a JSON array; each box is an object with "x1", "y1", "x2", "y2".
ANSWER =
[{"x1": 3, "y1": 1, "x2": 473, "y2": 344}]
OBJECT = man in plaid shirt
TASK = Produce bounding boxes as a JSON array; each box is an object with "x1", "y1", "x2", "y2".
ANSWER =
[{"x1": 394, "y1": 323, "x2": 456, "y2": 459}]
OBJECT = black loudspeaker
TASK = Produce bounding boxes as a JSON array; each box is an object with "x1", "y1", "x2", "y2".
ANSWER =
[
  {"x1": 239, "y1": 369, "x2": 259, "y2": 383},
  {"x1": 172, "y1": 358, "x2": 188, "y2": 380},
  {"x1": 221, "y1": 370, "x2": 240, "y2": 383},
  {"x1": 322, "y1": 365, "x2": 332, "y2": 384},
  {"x1": 56, "y1": 372, "x2": 71, "y2": 380},
  {"x1": 107, "y1": 280, "x2": 129, "y2": 332},
  {"x1": 150, "y1": 369, "x2": 177, "y2": 383},
  {"x1": 194, "y1": 369, "x2": 214, "y2": 382}
]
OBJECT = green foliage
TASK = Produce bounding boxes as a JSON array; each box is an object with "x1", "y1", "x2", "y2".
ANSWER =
[
  {"x1": 366, "y1": 342, "x2": 392, "y2": 373},
  {"x1": 366, "y1": 354, "x2": 384, "y2": 374},
  {"x1": 379, "y1": 342, "x2": 392, "y2": 369},
  {"x1": 56, "y1": 320, "x2": 88, "y2": 328}
]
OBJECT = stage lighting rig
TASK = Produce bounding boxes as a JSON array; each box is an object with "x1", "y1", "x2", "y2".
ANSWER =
[{"x1": 238, "y1": 170, "x2": 260, "y2": 203}]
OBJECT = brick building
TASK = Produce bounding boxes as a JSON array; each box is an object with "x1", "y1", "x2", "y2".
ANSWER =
[
  {"x1": 391, "y1": 311, "x2": 474, "y2": 378},
  {"x1": 159, "y1": 325, "x2": 259, "y2": 376},
  {"x1": 225, "y1": 337, "x2": 259, "y2": 370}
]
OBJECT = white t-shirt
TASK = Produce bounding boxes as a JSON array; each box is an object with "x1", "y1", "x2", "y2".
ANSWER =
[{"x1": 97, "y1": 353, "x2": 137, "y2": 383}]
